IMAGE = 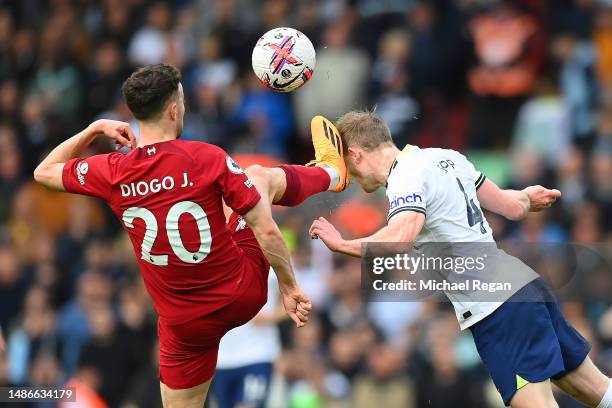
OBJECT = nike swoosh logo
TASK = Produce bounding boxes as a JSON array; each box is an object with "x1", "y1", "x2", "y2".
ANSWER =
[{"x1": 272, "y1": 67, "x2": 306, "y2": 88}]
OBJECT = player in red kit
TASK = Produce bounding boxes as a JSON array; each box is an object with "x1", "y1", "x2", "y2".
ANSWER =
[{"x1": 33, "y1": 64, "x2": 349, "y2": 408}]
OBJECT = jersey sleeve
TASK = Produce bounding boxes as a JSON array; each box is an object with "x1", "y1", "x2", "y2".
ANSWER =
[
  {"x1": 471, "y1": 162, "x2": 486, "y2": 191},
  {"x1": 386, "y1": 165, "x2": 428, "y2": 222},
  {"x1": 62, "y1": 154, "x2": 116, "y2": 200},
  {"x1": 458, "y1": 152, "x2": 486, "y2": 191},
  {"x1": 216, "y1": 154, "x2": 261, "y2": 215}
]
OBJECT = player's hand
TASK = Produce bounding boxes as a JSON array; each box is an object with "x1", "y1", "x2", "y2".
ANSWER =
[
  {"x1": 0, "y1": 329, "x2": 5, "y2": 353},
  {"x1": 89, "y1": 119, "x2": 137, "y2": 150},
  {"x1": 523, "y1": 185, "x2": 561, "y2": 212},
  {"x1": 280, "y1": 286, "x2": 312, "y2": 328},
  {"x1": 309, "y1": 217, "x2": 344, "y2": 252}
]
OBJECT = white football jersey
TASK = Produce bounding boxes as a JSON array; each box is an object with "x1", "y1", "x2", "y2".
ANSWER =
[
  {"x1": 386, "y1": 146, "x2": 536, "y2": 329},
  {"x1": 386, "y1": 146, "x2": 492, "y2": 242}
]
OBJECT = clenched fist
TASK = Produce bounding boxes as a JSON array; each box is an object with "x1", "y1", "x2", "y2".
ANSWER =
[{"x1": 524, "y1": 185, "x2": 561, "y2": 212}]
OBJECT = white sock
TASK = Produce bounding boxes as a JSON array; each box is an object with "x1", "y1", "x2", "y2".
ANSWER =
[
  {"x1": 597, "y1": 378, "x2": 612, "y2": 408},
  {"x1": 317, "y1": 164, "x2": 340, "y2": 190}
]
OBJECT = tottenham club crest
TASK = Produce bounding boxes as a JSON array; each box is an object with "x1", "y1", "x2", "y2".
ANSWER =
[{"x1": 226, "y1": 156, "x2": 244, "y2": 175}]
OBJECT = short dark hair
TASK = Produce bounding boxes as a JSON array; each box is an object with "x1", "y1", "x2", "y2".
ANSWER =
[{"x1": 121, "y1": 63, "x2": 181, "y2": 120}]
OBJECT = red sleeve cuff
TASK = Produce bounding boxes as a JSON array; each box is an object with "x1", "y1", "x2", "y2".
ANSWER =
[{"x1": 232, "y1": 191, "x2": 262, "y2": 216}]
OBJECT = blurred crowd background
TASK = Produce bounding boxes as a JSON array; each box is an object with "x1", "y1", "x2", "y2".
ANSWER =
[{"x1": 0, "y1": 0, "x2": 611, "y2": 407}]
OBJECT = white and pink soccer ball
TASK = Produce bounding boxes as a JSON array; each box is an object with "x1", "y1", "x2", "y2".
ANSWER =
[{"x1": 252, "y1": 27, "x2": 316, "y2": 92}]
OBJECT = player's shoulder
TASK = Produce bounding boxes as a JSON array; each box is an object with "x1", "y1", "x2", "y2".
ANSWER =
[
  {"x1": 167, "y1": 141, "x2": 242, "y2": 179},
  {"x1": 418, "y1": 147, "x2": 474, "y2": 170},
  {"x1": 170, "y1": 140, "x2": 225, "y2": 155},
  {"x1": 386, "y1": 151, "x2": 428, "y2": 194},
  {"x1": 389, "y1": 147, "x2": 470, "y2": 185},
  {"x1": 420, "y1": 147, "x2": 463, "y2": 160},
  {"x1": 392, "y1": 147, "x2": 430, "y2": 176},
  {"x1": 65, "y1": 151, "x2": 126, "y2": 188},
  {"x1": 81, "y1": 151, "x2": 125, "y2": 169},
  {"x1": 159, "y1": 140, "x2": 230, "y2": 166}
]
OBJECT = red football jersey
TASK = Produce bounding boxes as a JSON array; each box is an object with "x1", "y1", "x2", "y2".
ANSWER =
[{"x1": 62, "y1": 140, "x2": 262, "y2": 325}]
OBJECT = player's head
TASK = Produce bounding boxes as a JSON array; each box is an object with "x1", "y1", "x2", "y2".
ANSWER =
[
  {"x1": 336, "y1": 110, "x2": 396, "y2": 192},
  {"x1": 122, "y1": 63, "x2": 184, "y2": 138}
]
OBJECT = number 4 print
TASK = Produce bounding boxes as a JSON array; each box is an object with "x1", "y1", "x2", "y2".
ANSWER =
[{"x1": 456, "y1": 178, "x2": 487, "y2": 234}]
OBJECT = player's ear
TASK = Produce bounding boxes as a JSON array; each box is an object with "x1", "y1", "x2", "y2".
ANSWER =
[
  {"x1": 169, "y1": 101, "x2": 177, "y2": 121},
  {"x1": 347, "y1": 146, "x2": 361, "y2": 164}
]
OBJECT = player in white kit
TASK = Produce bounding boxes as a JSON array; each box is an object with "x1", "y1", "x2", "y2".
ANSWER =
[{"x1": 309, "y1": 112, "x2": 612, "y2": 408}]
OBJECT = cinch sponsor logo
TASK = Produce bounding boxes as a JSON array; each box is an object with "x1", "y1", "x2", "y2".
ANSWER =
[{"x1": 390, "y1": 193, "x2": 423, "y2": 209}]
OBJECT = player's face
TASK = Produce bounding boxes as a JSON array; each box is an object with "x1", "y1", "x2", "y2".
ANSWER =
[{"x1": 346, "y1": 148, "x2": 384, "y2": 193}]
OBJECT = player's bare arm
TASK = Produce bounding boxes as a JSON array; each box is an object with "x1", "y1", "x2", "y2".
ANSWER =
[
  {"x1": 244, "y1": 200, "x2": 312, "y2": 328},
  {"x1": 33, "y1": 119, "x2": 136, "y2": 191},
  {"x1": 476, "y1": 178, "x2": 561, "y2": 220},
  {"x1": 309, "y1": 210, "x2": 425, "y2": 257}
]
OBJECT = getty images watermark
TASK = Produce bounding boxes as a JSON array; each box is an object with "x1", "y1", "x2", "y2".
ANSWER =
[
  {"x1": 361, "y1": 242, "x2": 611, "y2": 302},
  {"x1": 371, "y1": 251, "x2": 512, "y2": 293}
]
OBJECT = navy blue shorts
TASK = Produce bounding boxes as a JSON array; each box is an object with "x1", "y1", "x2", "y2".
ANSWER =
[
  {"x1": 210, "y1": 362, "x2": 273, "y2": 408},
  {"x1": 470, "y1": 278, "x2": 591, "y2": 406}
]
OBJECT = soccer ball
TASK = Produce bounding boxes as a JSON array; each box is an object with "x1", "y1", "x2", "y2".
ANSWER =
[{"x1": 252, "y1": 27, "x2": 316, "y2": 92}]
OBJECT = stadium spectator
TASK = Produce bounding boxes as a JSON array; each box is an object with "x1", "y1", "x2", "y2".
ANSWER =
[
  {"x1": 511, "y1": 74, "x2": 571, "y2": 166},
  {"x1": 467, "y1": 1, "x2": 545, "y2": 147},
  {"x1": 352, "y1": 343, "x2": 414, "y2": 408},
  {"x1": 550, "y1": 33, "x2": 598, "y2": 145},
  {"x1": 6, "y1": 286, "x2": 59, "y2": 386}
]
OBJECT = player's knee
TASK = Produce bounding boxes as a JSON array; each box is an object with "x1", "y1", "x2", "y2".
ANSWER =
[
  {"x1": 530, "y1": 397, "x2": 559, "y2": 408},
  {"x1": 245, "y1": 164, "x2": 286, "y2": 200},
  {"x1": 511, "y1": 397, "x2": 557, "y2": 408},
  {"x1": 160, "y1": 382, "x2": 209, "y2": 408},
  {"x1": 245, "y1": 164, "x2": 267, "y2": 181},
  {"x1": 511, "y1": 385, "x2": 558, "y2": 408}
]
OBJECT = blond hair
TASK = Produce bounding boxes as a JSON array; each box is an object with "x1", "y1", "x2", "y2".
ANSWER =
[{"x1": 336, "y1": 110, "x2": 394, "y2": 152}]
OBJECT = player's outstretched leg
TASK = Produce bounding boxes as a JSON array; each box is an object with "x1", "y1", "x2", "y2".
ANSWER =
[
  {"x1": 245, "y1": 115, "x2": 349, "y2": 207},
  {"x1": 552, "y1": 357, "x2": 612, "y2": 408}
]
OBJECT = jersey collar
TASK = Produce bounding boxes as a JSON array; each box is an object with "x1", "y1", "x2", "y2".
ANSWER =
[{"x1": 386, "y1": 144, "x2": 417, "y2": 186}]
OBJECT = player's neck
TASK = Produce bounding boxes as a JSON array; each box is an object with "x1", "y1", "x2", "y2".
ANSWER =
[
  {"x1": 137, "y1": 121, "x2": 177, "y2": 147},
  {"x1": 376, "y1": 145, "x2": 401, "y2": 184}
]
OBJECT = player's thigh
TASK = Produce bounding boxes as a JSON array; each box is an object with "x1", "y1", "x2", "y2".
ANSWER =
[
  {"x1": 552, "y1": 356, "x2": 610, "y2": 407},
  {"x1": 510, "y1": 379, "x2": 558, "y2": 408},
  {"x1": 160, "y1": 379, "x2": 211, "y2": 408},
  {"x1": 244, "y1": 165, "x2": 286, "y2": 204}
]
